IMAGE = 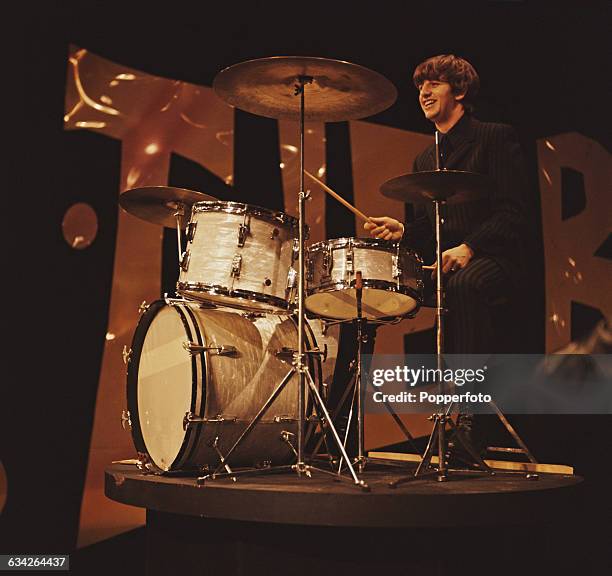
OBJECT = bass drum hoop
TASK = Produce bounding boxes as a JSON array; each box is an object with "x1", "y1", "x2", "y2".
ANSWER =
[{"x1": 126, "y1": 299, "x2": 206, "y2": 472}]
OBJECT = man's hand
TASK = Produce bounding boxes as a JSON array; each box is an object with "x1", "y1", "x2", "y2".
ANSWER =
[
  {"x1": 429, "y1": 243, "x2": 474, "y2": 278},
  {"x1": 363, "y1": 216, "x2": 404, "y2": 241}
]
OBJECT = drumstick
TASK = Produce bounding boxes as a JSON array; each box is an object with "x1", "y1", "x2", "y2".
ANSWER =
[{"x1": 303, "y1": 169, "x2": 374, "y2": 224}]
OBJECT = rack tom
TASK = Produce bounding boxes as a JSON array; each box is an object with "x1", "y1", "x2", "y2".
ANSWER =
[{"x1": 177, "y1": 201, "x2": 299, "y2": 313}]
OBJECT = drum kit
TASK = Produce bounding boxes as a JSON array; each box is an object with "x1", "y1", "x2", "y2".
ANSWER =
[{"x1": 120, "y1": 56, "x2": 491, "y2": 490}]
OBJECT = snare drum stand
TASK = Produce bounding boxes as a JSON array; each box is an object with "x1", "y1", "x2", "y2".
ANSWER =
[
  {"x1": 197, "y1": 75, "x2": 368, "y2": 491},
  {"x1": 333, "y1": 272, "x2": 419, "y2": 475}
]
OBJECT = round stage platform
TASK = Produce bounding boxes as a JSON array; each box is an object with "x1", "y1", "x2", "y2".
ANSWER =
[
  {"x1": 105, "y1": 462, "x2": 585, "y2": 576},
  {"x1": 106, "y1": 462, "x2": 581, "y2": 528}
]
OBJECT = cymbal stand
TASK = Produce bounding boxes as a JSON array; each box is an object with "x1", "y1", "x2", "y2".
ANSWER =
[
  {"x1": 390, "y1": 131, "x2": 492, "y2": 487},
  {"x1": 174, "y1": 205, "x2": 185, "y2": 264},
  {"x1": 197, "y1": 75, "x2": 368, "y2": 491},
  {"x1": 293, "y1": 75, "x2": 367, "y2": 488}
]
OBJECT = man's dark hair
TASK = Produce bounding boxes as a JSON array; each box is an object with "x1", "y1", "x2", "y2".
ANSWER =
[{"x1": 413, "y1": 54, "x2": 480, "y2": 113}]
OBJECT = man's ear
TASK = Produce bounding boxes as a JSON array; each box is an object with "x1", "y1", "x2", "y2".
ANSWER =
[{"x1": 454, "y1": 90, "x2": 467, "y2": 103}]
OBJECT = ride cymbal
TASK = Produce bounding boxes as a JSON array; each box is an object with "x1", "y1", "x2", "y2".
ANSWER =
[{"x1": 213, "y1": 56, "x2": 397, "y2": 122}]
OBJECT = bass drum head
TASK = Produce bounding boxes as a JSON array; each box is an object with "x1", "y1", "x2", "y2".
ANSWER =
[{"x1": 127, "y1": 301, "x2": 199, "y2": 471}]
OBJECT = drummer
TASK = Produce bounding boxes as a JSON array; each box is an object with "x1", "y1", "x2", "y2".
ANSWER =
[
  {"x1": 365, "y1": 54, "x2": 529, "y2": 455},
  {"x1": 365, "y1": 53, "x2": 528, "y2": 356}
]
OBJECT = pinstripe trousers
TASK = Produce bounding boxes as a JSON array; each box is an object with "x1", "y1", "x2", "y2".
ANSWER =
[{"x1": 443, "y1": 256, "x2": 511, "y2": 354}]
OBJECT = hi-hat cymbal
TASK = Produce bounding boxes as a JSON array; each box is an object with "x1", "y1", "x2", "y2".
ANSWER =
[
  {"x1": 119, "y1": 186, "x2": 217, "y2": 228},
  {"x1": 213, "y1": 56, "x2": 397, "y2": 122},
  {"x1": 380, "y1": 170, "x2": 492, "y2": 205}
]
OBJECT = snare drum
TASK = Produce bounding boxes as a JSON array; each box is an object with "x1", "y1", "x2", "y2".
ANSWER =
[
  {"x1": 306, "y1": 237, "x2": 423, "y2": 320},
  {"x1": 177, "y1": 201, "x2": 299, "y2": 314},
  {"x1": 126, "y1": 299, "x2": 329, "y2": 472}
]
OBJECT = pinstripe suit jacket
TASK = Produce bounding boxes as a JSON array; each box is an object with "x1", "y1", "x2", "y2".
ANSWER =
[{"x1": 404, "y1": 114, "x2": 528, "y2": 281}]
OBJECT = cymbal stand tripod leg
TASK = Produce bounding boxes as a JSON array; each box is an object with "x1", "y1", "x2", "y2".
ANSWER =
[
  {"x1": 309, "y1": 359, "x2": 357, "y2": 462},
  {"x1": 197, "y1": 367, "x2": 296, "y2": 482},
  {"x1": 389, "y1": 196, "x2": 492, "y2": 487}
]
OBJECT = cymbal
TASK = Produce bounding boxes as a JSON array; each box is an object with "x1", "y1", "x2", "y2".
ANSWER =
[
  {"x1": 213, "y1": 56, "x2": 397, "y2": 122},
  {"x1": 119, "y1": 186, "x2": 217, "y2": 228},
  {"x1": 380, "y1": 170, "x2": 492, "y2": 205}
]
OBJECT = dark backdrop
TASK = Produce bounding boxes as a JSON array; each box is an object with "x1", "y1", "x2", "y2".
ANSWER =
[{"x1": 7, "y1": 1, "x2": 611, "y2": 573}]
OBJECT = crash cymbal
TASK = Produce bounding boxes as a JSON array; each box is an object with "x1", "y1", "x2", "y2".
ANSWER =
[
  {"x1": 119, "y1": 186, "x2": 217, "y2": 228},
  {"x1": 380, "y1": 170, "x2": 492, "y2": 205},
  {"x1": 213, "y1": 56, "x2": 397, "y2": 122}
]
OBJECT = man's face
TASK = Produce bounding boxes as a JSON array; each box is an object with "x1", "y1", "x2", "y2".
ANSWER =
[{"x1": 418, "y1": 79, "x2": 464, "y2": 124}]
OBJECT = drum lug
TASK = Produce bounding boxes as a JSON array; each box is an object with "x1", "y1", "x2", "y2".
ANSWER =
[
  {"x1": 292, "y1": 238, "x2": 300, "y2": 263},
  {"x1": 270, "y1": 227, "x2": 280, "y2": 239},
  {"x1": 137, "y1": 300, "x2": 149, "y2": 315},
  {"x1": 274, "y1": 415, "x2": 293, "y2": 423},
  {"x1": 186, "y1": 221, "x2": 198, "y2": 243},
  {"x1": 183, "y1": 412, "x2": 237, "y2": 430},
  {"x1": 180, "y1": 250, "x2": 191, "y2": 272},
  {"x1": 122, "y1": 345, "x2": 132, "y2": 365},
  {"x1": 121, "y1": 410, "x2": 132, "y2": 430},
  {"x1": 231, "y1": 254, "x2": 242, "y2": 278},
  {"x1": 392, "y1": 254, "x2": 401, "y2": 280},
  {"x1": 322, "y1": 245, "x2": 334, "y2": 276},
  {"x1": 276, "y1": 346, "x2": 326, "y2": 362},
  {"x1": 275, "y1": 347, "x2": 296, "y2": 362},
  {"x1": 183, "y1": 341, "x2": 239, "y2": 357},
  {"x1": 238, "y1": 215, "x2": 251, "y2": 247},
  {"x1": 306, "y1": 258, "x2": 314, "y2": 282},
  {"x1": 345, "y1": 242, "x2": 354, "y2": 275},
  {"x1": 286, "y1": 267, "x2": 297, "y2": 290}
]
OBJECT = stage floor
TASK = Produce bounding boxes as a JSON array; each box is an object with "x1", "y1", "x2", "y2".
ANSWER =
[{"x1": 105, "y1": 461, "x2": 581, "y2": 529}]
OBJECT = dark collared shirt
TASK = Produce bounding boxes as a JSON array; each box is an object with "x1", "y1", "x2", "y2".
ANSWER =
[{"x1": 439, "y1": 112, "x2": 470, "y2": 168}]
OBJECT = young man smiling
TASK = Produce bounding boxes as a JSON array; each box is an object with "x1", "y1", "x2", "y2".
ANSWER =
[{"x1": 365, "y1": 54, "x2": 528, "y2": 356}]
